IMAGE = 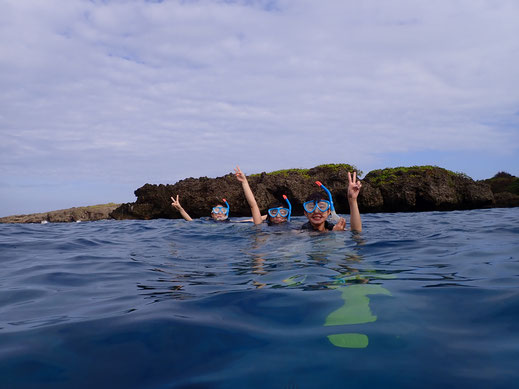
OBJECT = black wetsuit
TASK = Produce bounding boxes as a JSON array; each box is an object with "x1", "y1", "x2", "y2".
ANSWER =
[{"x1": 301, "y1": 221, "x2": 335, "y2": 231}]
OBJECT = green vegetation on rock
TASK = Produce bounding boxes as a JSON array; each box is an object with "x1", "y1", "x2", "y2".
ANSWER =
[
  {"x1": 366, "y1": 165, "x2": 469, "y2": 185},
  {"x1": 249, "y1": 163, "x2": 361, "y2": 178}
]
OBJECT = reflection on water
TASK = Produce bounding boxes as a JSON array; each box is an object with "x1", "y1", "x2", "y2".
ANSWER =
[
  {"x1": 135, "y1": 220, "x2": 396, "y2": 349},
  {"x1": 325, "y1": 284, "x2": 392, "y2": 348}
]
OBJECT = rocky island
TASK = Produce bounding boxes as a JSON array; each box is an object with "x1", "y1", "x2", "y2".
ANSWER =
[
  {"x1": 112, "y1": 165, "x2": 519, "y2": 220},
  {"x1": 0, "y1": 203, "x2": 121, "y2": 224},
  {"x1": 2, "y1": 165, "x2": 518, "y2": 223}
]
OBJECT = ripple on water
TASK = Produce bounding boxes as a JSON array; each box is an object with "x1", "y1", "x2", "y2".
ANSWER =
[{"x1": 0, "y1": 209, "x2": 518, "y2": 387}]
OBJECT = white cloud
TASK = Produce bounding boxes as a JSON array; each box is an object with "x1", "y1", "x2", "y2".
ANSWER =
[{"x1": 0, "y1": 0, "x2": 518, "y2": 214}]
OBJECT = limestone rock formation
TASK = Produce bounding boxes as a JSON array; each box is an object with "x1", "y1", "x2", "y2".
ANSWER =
[
  {"x1": 4, "y1": 166, "x2": 516, "y2": 223},
  {"x1": 480, "y1": 172, "x2": 519, "y2": 208},
  {"x1": 110, "y1": 165, "x2": 500, "y2": 220},
  {"x1": 0, "y1": 203, "x2": 120, "y2": 224}
]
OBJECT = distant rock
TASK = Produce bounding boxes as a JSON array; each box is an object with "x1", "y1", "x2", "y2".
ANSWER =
[
  {"x1": 480, "y1": 172, "x2": 519, "y2": 208},
  {"x1": 110, "y1": 165, "x2": 513, "y2": 220},
  {"x1": 0, "y1": 203, "x2": 120, "y2": 224},
  {"x1": 361, "y1": 166, "x2": 494, "y2": 212}
]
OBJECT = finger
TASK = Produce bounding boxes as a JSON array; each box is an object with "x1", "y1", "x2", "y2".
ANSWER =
[
  {"x1": 353, "y1": 171, "x2": 357, "y2": 183},
  {"x1": 348, "y1": 171, "x2": 352, "y2": 184}
]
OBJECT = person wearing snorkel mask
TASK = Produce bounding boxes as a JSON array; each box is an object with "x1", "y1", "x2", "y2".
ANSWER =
[
  {"x1": 210, "y1": 201, "x2": 230, "y2": 221},
  {"x1": 302, "y1": 172, "x2": 362, "y2": 232},
  {"x1": 171, "y1": 195, "x2": 231, "y2": 222},
  {"x1": 234, "y1": 166, "x2": 292, "y2": 225}
]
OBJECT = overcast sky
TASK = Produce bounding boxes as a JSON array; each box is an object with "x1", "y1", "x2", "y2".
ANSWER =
[{"x1": 1, "y1": 0, "x2": 518, "y2": 216}]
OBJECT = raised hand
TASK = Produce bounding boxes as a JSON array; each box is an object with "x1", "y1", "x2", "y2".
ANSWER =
[
  {"x1": 332, "y1": 217, "x2": 347, "y2": 231},
  {"x1": 234, "y1": 166, "x2": 247, "y2": 183},
  {"x1": 171, "y1": 195, "x2": 193, "y2": 221},
  {"x1": 171, "y1": 195, "x2": 182, "y2": 211},
  {"x1": 347, "y1": 171, "x2": 362, "y2": 200}
]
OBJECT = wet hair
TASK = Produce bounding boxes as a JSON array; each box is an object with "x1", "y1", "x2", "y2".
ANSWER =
[{"x1": 305, "y1": 192, "x2": 328, "y2": 203}]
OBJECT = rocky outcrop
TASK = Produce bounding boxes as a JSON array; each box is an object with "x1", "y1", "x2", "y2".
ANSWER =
[
  {"x1": 480, "y1": 172, "x2": 519, "y2": 208},
  {"x1": 110, "y1": 165, "x2": 507, "y2": 220},
  {"x1": 4, "y1": 166, "x2": 516, "y2": 223},
  {"x1": 361, "y1": 166, "x2": 494, "y2": 212},
  {"x1": 0, "y1": 203, "x2": 120, "y2": 224}
]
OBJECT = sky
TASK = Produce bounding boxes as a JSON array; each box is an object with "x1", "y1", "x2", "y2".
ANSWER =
[{"x1": 1, "y1": 0, "x2": 518, "y2": 217}]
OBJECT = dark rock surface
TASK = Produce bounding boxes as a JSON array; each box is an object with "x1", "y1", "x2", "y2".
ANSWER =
[
  {"x1": 0, "y1": 203, "x2": 121, "y2": 224},
  {"x1": 480, "y1": 172, "x2": 519, "y2": 208},
  {"x1": 110, "y1": 165, "x2": 513, "y2": 220},
  {"x1": 361, "y1": 166, "x2": 494, "y2": 213}
]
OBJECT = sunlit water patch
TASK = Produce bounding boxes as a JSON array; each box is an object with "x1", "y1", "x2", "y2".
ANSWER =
[{"x1": 1, "y1": 208, "x2": 518, "y2": 388}]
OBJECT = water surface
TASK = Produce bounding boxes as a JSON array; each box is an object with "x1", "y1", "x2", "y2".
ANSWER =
[{"x1": 1, "y1": 208, "x2": 518, "y2": 388}]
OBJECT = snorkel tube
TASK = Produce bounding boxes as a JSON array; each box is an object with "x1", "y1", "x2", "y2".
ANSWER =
[
  {"x1": 315, "y1": 181, "x2": 340, "y2": 223},
  {"x1": 222, "y1": 198, "x2": 230, "y2": 217},
  {"x1": 282, "y1": 195, "x2": 292, "y2": 221}
]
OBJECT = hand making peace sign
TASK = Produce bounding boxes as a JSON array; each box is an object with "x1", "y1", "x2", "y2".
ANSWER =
[{"x1": 347, "y1": 171, "x2": 362, "y2": 200}]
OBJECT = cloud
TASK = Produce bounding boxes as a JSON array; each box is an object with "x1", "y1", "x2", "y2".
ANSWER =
[{"x1": 0, "y1": 0, "x2": 518, "y2": 214}]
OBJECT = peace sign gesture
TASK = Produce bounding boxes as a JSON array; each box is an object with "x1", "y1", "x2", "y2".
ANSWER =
[
  {"x1": 234, "y1": 166, "x2": 247, "y2": 183},
  {"x1": 171, "y1": 195, "x2": 193, "y2": 221},
  {"x1": 171, "y1": 195, "x2": 183, "y2": 211},
  {"x1": 347, "y1": 171, "x2": 362, "y2": 200}
]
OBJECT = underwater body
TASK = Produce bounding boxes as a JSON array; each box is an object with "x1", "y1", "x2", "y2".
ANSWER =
[{"x1": 1, "y1": 208, "x2": 519, "y2": 388}]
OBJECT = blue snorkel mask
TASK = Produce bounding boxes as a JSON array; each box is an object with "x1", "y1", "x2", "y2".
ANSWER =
[
  {"x1": 315, "y1": 181, "x2": 340, "y2": 223},
  {"x1": 267, "y1": 195, "x2": 292, "y2": 221},
  {"x1": 212, "y1": 199, "x2": 230, "y2": 219}
]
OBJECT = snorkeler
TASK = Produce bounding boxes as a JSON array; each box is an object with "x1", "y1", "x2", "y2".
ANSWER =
[
  {"x1": 234, "y1": 166, "x2": 291, "y2": 225},
  {"x1": 171, "y1": 195, "x2": 230, "y2": 222},
  {"x1": 302, "y1": 172, "x2": 362, "y2": 232}
]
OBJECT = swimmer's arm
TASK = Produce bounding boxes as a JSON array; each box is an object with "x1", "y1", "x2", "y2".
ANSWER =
[
  {"x1": 234, "y1": 166, "x2": 262, "y2": 225},
  {"x1": 171, "y1": 195, "x2": 193, "y2": 221},
  {"x1": 347, "y1": 172, "x2": 362, "y2": 232},
  {"x1": 235, "y1": 215, "x2": 268, "y2": 223},
  {"x1": 349, "y1": 200, "x2": 361, "y2": 232}
]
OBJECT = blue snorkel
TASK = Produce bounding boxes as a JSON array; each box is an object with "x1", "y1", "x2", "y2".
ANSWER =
[
  {"x1": 222, "y1": 198, "x2": 230, "y2": 216},
  {"x1": 315, "y1": 181, "x2": 340, "y2": 223},
  {"x1": 282, "y1": 195, "x2": 292, "y2": 221}
]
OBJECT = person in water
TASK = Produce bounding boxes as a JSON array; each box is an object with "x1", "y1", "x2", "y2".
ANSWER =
[
  {"x1": 234, "y1": 166, "x2": 291, "y2": 225},
  {"x1": 302, "y1": 172, "x2": 362, "y2": 232},
  {"x1": 171, "y1": 195, "x2": 230, "y2": 222}
]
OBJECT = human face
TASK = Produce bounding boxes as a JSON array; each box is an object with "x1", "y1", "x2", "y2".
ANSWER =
[
  {"x1": 211, "y1": 204, "x2": 228, "y2": 220},
  {"x1": 304, "y1": 199, "x2": 331, "y2": 229},
  {"x1": 267, "y1": 207, "x2": 289, "y2": 224}
]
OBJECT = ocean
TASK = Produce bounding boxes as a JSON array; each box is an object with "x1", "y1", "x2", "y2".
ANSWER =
[{"x1": 1, "y1": 208, "x2": 518, "y2": 388}]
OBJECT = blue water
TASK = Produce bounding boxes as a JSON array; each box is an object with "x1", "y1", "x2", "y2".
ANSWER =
[{"x1": 1, "y1": 208, "x2": 518, "y2": 388}]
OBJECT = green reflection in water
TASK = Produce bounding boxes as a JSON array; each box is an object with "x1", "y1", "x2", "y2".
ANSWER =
[{"x1": 325, "y1": 284, "x2": 391, "y2": 348}]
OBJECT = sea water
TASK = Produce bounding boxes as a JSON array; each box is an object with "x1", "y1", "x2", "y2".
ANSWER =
[{"x1": 1, "y1": 208, "x2": 518, "y2": 388}]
